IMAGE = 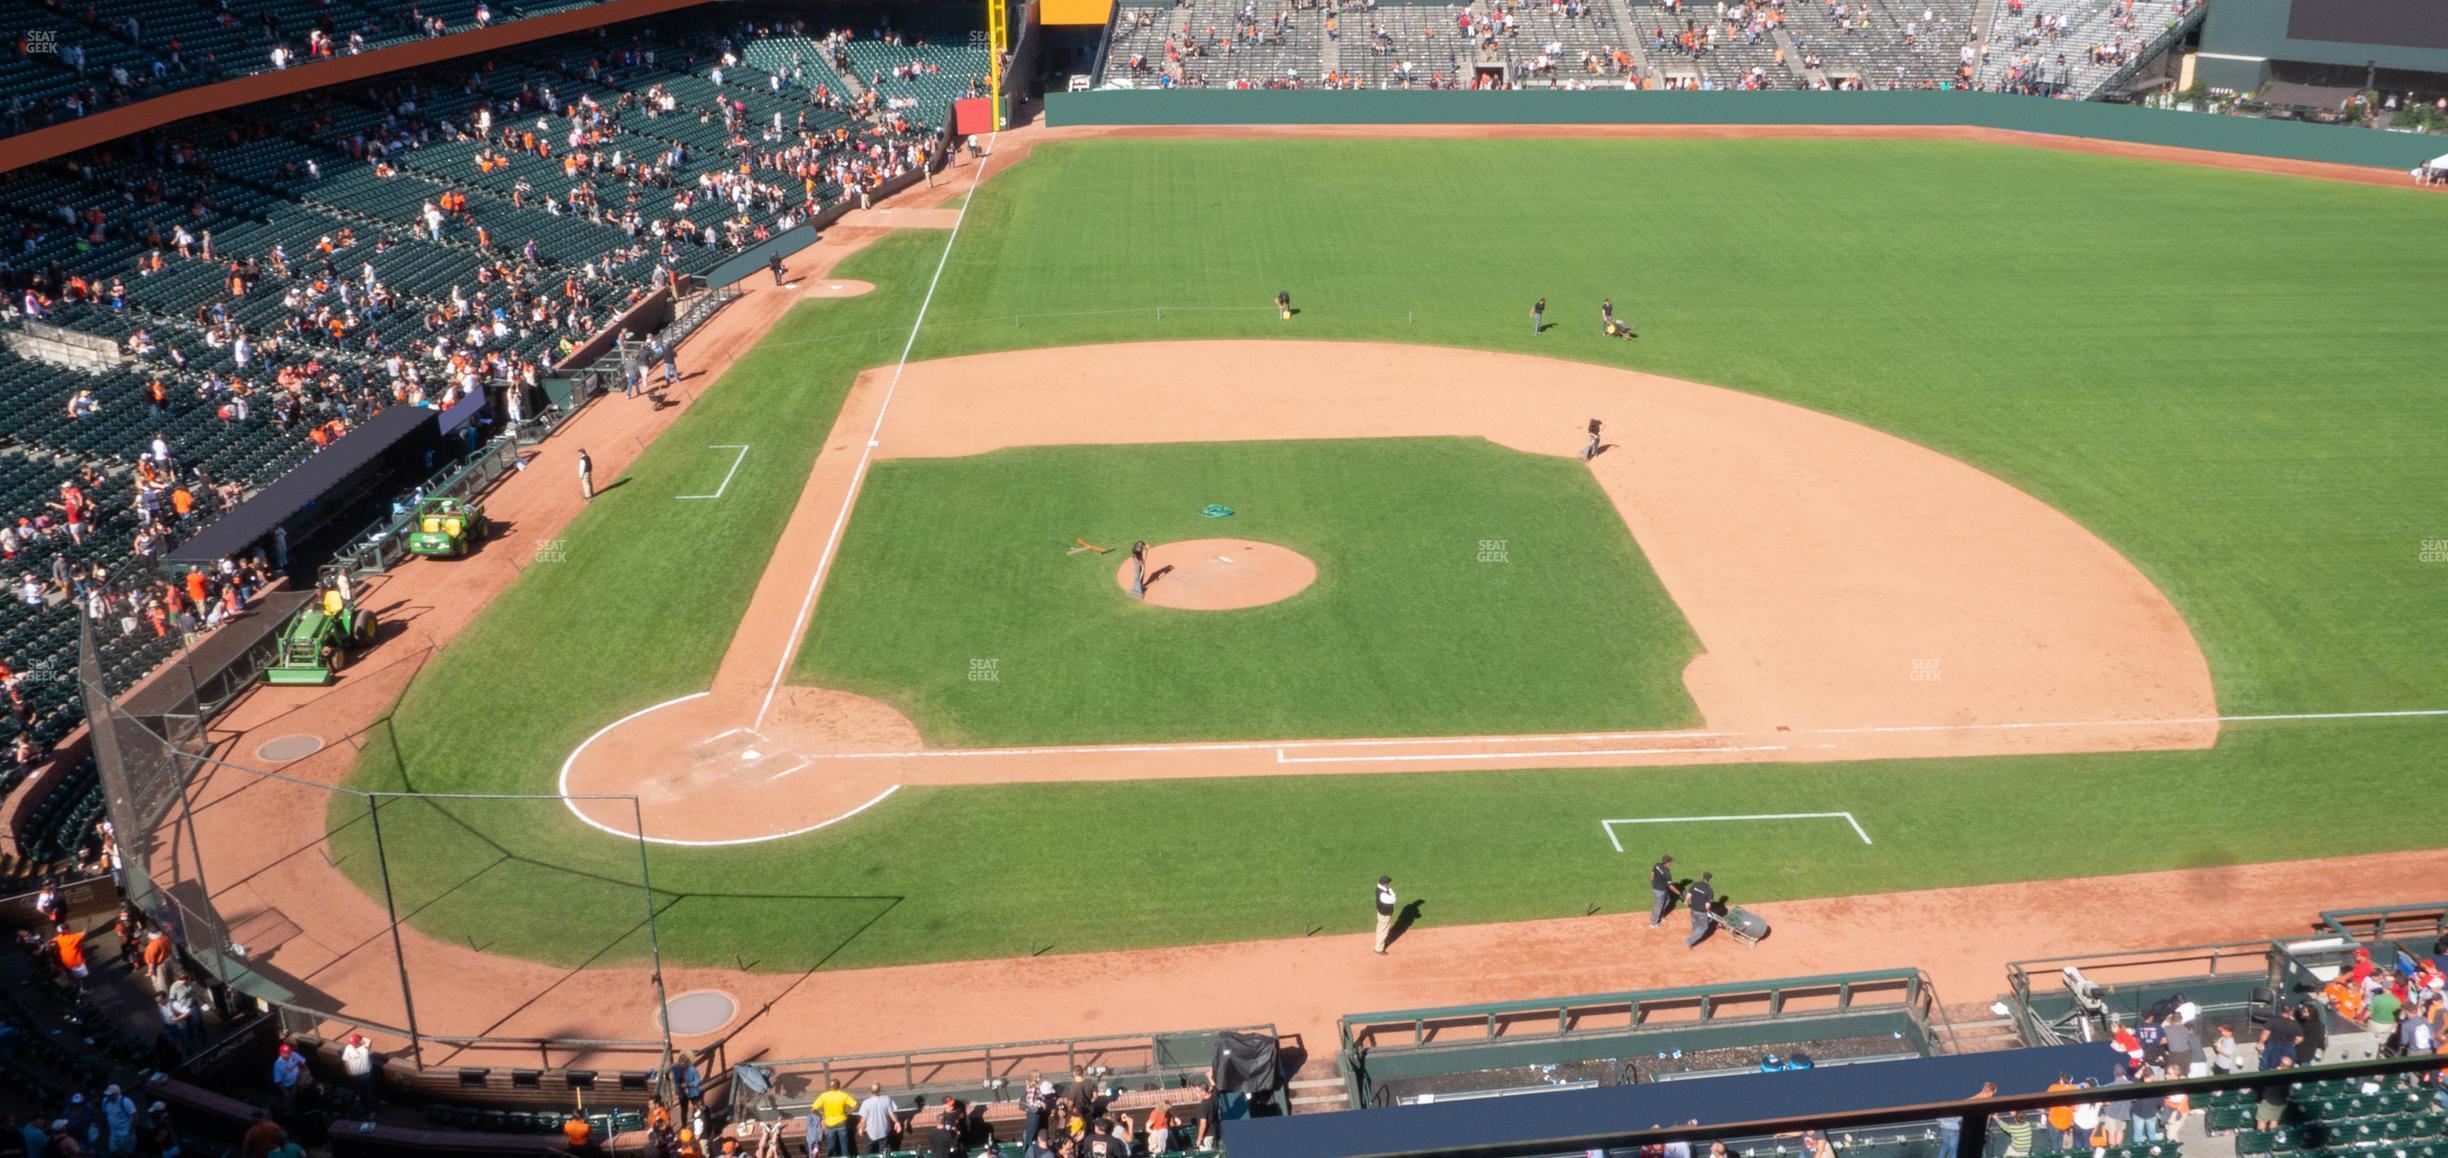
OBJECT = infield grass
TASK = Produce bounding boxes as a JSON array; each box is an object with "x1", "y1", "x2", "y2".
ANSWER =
[
  {"x1": 337, "y1": 137, "x2": 2448, "y2": 972},
  {"x1": 793, "y1": 438, "x2": 1701, "y2": 744}
]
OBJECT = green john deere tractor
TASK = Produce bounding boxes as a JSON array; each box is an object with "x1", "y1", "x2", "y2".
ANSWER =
[
  {"x1": 264, "y1": 583, "x2": 379, "y2": 686},
  {"x1": 403, "y1": 495, "x2": 488, "y2": 559}
]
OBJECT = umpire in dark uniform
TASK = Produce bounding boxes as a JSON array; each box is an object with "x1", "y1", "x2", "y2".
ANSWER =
[
  {"x1": 1683, "y1": 871, "x2": 1717, "y2": 949},
  {"x1": 1648, "y1": 854, "x2": 1677, "y2": 928}
]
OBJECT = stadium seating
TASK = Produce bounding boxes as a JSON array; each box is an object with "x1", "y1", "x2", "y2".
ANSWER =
[
  {"x1": 2217, "y1": 1076, "x2": 2446, "y2": 1158},
  {"x1": 0, "y1": 0, "x2": 653, "y2": 134},
  {"x1": 0, "y1": 16, "x2": 955, "y2": 871},
  {"x1": 1092, "y1": 0, "x2": 2207, "y2": 90},
  {"x1": 840, "y1": 38, "x2": 992, "y2": 119},
  {"x1": 1974, "y1": 0, "x2": 2197, "y2": 98}
]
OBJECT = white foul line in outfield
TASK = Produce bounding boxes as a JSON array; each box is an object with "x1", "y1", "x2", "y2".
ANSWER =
[
  {"x1": 752, "y1": 132, "x2": 1004, "y2": 733},
  {"x1": 550, "y1": 705, "x2": 2448, "y2": 848},
  {"x1": 676, "y1": 444, "x2": 751, "y2": 500},
  {"x1": 1809, "y1": 707, "x2": 2448, "y2": 735},
  {"x1": 1275, "y1": 743, "x2": 1794, "y2": 765},
  {"x1": 1603, "y1": 812, "x2": 1873, "y2": 851},
  {"x1": 741, "y1": 706, "x2": 2448, "y2": 766}
]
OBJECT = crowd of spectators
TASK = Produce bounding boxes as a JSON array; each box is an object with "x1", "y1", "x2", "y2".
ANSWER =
[
  {"x1": 0, "y1": 15, "x2": 965, "y2": 873},
  {"x1": 1, "y1": 0, "x2": 586, "y2": 136},
  {"x1": 1108, "y1": 0, "x2": 2194, "y2": 93}
]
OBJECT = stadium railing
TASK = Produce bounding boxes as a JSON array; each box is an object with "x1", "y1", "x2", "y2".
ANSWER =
[
  {"x1": 2319, "y1": 902, "x2": 2448, "y2": 949},
  {"x1": 1288, "y1": 1050, "x2": 2448, "y2": 1158},
  {"x1": 2004, "y1": 940, "x2": 2281, "y2": 1047},
  {"x1": 1339, "y1": 968, "x2": 1942, "y2": 1107},
  {"x1": 2090, "y1": 1, "x2": 2209, "y2": 99},
  {"x1": 740, "y1": 1024, "x2": 1279, "y2": 1115},
  {"x1": 329, "y1": 431, "x2": 526, "y2": 578}
]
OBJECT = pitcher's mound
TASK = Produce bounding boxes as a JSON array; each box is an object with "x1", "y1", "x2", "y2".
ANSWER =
[{"x1": 1118, "y1": 539, "x2": 1318, "y2": 610}]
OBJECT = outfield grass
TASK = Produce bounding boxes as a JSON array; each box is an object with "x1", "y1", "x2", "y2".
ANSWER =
[
  {"x1": 793, "y1": 438, "x2": 1701, "y2": 744},
  {"x1": 337, "y1": 138, "x2": 2448, "y2": 972}
]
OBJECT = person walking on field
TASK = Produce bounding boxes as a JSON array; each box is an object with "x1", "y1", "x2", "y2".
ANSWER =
[
  {"x1": 577, "y1": 449, "x2": 594, "y2": 501},
  {"x1": 1683, "y1": 872, "x2": 1716, "y2": 949},
  {"x1": 1532, "y1": 297, "x2": 1546, "y2": 334},
  {"x1": 1372, "y1": 875, "x2": 1397, "y2": 955},
  {"x1": 1648, "y1": 854, "x2": 1677, "y2": 927}
]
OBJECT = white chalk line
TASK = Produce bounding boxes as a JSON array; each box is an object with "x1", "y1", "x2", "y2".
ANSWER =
[
  {"x1": 1276, "y1": 743, "x2": 1793, "y2": 765},
  {"x1": 752, "y1": 134, "x2": 1002, "y2": 733},
  {"x1": 1812, "y1": 707, "x2": 2448, "y2": 735},
  {"x1": 676, "y1": 444, "x2": 752, "y2": 500},
  {"x1": 555, "y1": 691, "x2": 907, "y2": 846},
  {"x1": 1603, "y1": 812, "x2": 1873, "y2": 851},
  {"x1": 553, "y1": 703, "x2": 2445, "y2": 846},
  {"x1": 701, "y1": 706, "x2": 2448, "y2": 766}
]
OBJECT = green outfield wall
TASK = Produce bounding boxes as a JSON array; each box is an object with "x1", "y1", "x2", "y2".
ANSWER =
[{"x1": 1043, "y1": 90, "x2": 2444, "y2": 170}]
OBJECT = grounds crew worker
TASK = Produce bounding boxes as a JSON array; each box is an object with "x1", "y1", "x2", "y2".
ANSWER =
[
  {"x1": 1684, "y1": 871, "x2": 1717, "y2": 949},
  {"x1": 1373, "y1": 875, "x2": 1397, "y2": 955},
  {"x1": 577, "y1": 448, "x2": 594, "y2": 501},
  {"x1": 1648, "y1": 854, "x2": 1677, "y2": 927}
]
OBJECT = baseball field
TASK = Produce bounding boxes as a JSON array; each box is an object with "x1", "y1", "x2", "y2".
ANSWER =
[{"x1": 334, "y1": 133, "x2": 2448, "y2": 977}]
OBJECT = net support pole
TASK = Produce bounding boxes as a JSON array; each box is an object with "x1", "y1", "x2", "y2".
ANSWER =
[
  {"x1": 632, "y1": 798, "x2": 678, "y2": 1089},
  {"x1": 364, "y1": 793, "x2": 428, "y2": 1069}
]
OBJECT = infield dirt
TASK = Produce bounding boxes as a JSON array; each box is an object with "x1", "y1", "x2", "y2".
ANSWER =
[{"x1": 175, "y1": 123, "x2": 2432, "y2": 1071}]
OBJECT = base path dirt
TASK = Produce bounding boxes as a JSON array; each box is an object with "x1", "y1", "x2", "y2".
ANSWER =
[
  {"x1": 154, "y1": 121, "x2": 2396, "y2": 1076},
  {"x1": 562, "y1": 340, "x2": 2215, "y2": 844}
]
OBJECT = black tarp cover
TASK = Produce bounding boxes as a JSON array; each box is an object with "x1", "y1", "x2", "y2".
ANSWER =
[
  {"x1": 164, "y1": 404, "x2": 437, "y2": 567},
  {"x1": 1212, "y1": 1032, "x2": 1282, "y2": 1096}
]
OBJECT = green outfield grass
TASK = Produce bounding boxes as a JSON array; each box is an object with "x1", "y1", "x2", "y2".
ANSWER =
[
  {"x1": 335, "y1": 136, "x2": 2448, "y2": 972},
  {"x1": 792, "y1": 438, "x2": 1701, "y2": 744}
]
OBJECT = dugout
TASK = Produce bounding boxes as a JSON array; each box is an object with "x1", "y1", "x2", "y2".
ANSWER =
[
  {"x1": 1340, "y1": 970, "x2": 1943, "y2": 1108},
  {"x1": 165, "y1": 404, "x2": 445, "y2": 580},
  {"x1": 1234, "y1": 1041, "x2": 2121, "y2": 1158}
]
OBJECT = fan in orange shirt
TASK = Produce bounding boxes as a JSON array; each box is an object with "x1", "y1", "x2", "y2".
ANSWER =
[
  {"x1": 2045, "y1": 1076, "x2": 2080, "y2": 1149},
  {"x1": 53, "y1": 924, "x2": 91, "y2": 980}
]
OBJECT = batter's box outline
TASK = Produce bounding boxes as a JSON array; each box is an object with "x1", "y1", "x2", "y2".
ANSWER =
[
  {"x1": 1601, "y1": 811, "x2": 1872, "y2": 850},
  {"x1": 678, "y1": 444, "x2": 752, "y2": 501}
]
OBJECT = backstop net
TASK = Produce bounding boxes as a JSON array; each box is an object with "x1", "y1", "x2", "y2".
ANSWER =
[{"x1": 81, "y1": 621, "x2": 674, "y2": 1073}]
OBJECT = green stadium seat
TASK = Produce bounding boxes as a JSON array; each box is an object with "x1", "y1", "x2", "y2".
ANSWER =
[{"x1": 2239, "y1": 1130, "x2": 2276, "y2": 1156}]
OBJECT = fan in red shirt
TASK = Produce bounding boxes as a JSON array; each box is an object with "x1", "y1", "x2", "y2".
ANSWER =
[{"x1": 2109, "y1": 1016, "x2": 2143, "y2": 1070}]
